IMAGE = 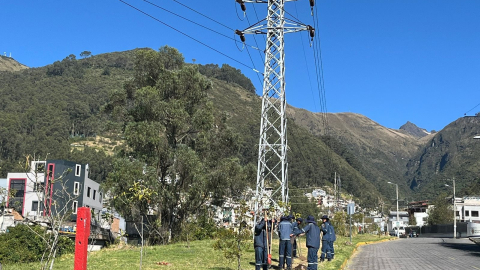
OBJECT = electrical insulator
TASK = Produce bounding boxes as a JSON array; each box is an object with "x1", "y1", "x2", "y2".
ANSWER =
[
  {"x1": 236, "y1": 0, "x2": 247, "y2": 11},
  {"x1": 308, "y1": 25, "x2": 315, "y2": 38},
  {"x1": 235, "y1": 30, "x2": 246, "y2": 42},
  {"x1": 309, "y1": 0, "x2": 314, "y2": 7}
]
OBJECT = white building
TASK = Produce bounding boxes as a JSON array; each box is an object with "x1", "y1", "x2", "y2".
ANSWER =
[
  {"x1": 456, "y1": 196, "x2": 480, "y2": 222},
  {"x1": 387, "y1": 211, "x2": 409, "y2": 232}
]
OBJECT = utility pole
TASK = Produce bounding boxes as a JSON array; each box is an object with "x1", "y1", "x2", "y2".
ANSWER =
[
  {"x1": 388, "y1": 182, "x2": 399, "y2": 239},
  {"x1": 236, "y1": 0, "x2": 315, "y2": 223},
  {"x1": 445, "y1": 178, "x2": 456, "y2": 239},
  {"x1": 453, "y1": 178, "x2": 456, "y2": 239}
]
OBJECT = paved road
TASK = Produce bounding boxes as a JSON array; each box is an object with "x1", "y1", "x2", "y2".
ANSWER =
[{"x1": 347, "y1": 238, "x2": 480, "y2": 270}]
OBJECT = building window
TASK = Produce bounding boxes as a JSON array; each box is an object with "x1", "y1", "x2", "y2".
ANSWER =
[
  {"x1": 466, "y1": 211, "x2": 470, "y2": 217},
  {"x1": 33, "y1": 182, "x2": 45, "y2": 192},
  {"x1": 72, "y1": 201, "x2": 78, "y2": 214},
  {"x1": 48, "y1": 164, "x2": 54, "y2": 178},
  {"x1": 99, "y1": 192, "x2": 102, "y2": 203},
  {"x1": 31, "y1": 201, "x2": 39, "y2": 212},
  {"x1": 472, "y1": 211, "x2": 479, "y2": 218},
  {"x1": 36, "y1": 162, "x2": 45, "y2": 173},
  {"x1": 93, "y1": 190, "x2": 96, "y2": 200},
  {"x1": 456, "y1": 211, "x2": 460, "y2": 217},
  {"x1": 10, "y1": 179, "x2": 26, "y2": 197},
  {"x1": 87, "y1": 187, "x2": 91, "y2": 198},
  {"x1": 73, "y1": 182, "x2": 80, "y2": 195},
  {"x1": 75, "y1": 164, "x2": 81, "y2": 176}
]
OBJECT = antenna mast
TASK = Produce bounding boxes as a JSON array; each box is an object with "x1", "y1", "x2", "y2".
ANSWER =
[{"x1": 236, "y1": 0, "x2": 315, "y2": 223}]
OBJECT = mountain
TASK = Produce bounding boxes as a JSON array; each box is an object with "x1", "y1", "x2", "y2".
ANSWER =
[
  {"x1": 0, "y1": 55, "x2": 28, "y2": 72},
  {"x1": 0, "y1": 48, "x2": 386, "y2": 207},
  {"x1": 286, "y1": 109, "x2": 427, "y2": 199},
  {"x1": 2, "y1": 47, "x2": 478, "y2": 207},
  {"x1": 405, "y1": 116, "x2": 480, "y2": 199},
  {"x1": 400, "y1": 121, "x2": 431, "y2": 138}
]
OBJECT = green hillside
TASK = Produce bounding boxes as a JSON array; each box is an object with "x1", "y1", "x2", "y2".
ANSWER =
[
  {"x1": 406, "y1": 116, "x2": 480, "y2": 199},
  {"x1": 0, "y1": 47, "x2": 385, "y2": 207}
]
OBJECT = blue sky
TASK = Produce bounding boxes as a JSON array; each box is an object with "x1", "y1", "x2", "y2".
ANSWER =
[{"x1": 1, "y1": 0, "x2": 479, "y2": 132}]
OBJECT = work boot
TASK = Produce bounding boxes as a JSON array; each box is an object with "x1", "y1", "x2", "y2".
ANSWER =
[
  {"x1": 319, "y1": 258, "x2": 324, "y2": 263},
  {"x1": 328, "y1": 258, "x2": 332, "y2": 261}
]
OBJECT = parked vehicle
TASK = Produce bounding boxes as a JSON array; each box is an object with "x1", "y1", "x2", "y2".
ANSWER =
[
  {"x1": 409, "y1": 230, "x2": 418, "y2": 237},
  {"x1": 389, "y1": 226, "x2": 406, "y2": 236}
]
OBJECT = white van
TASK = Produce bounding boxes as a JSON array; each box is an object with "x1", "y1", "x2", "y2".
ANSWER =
[{"x1": 390, "y1": 226, "x2": 406, "y2": 236}]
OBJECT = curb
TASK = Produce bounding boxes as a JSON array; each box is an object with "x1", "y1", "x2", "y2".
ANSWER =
[{"x1": 340, "y1": 238, "x2": 395, "y2": 270}]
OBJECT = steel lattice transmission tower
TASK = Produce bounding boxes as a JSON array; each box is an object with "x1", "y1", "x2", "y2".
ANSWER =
[{"x1": 236, "y1": 0, "x2": 314, "y2": 223}]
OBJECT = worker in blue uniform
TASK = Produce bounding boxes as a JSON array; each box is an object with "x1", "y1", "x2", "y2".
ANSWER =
[
  {"x1": 292, "y1": 215, "x2": 320, "y2": 270},
  {"x1": 278, "y1": 215, "x2": 293, "y2": 270},
  {"x1": 292, "y1": 217, "x2": 303, "y2": 257},
  {"x1": 320, "y1": 215, "x2": 336, "y2": 262},
  {"x1": 254, "y1": 217, "x2": 270, "y2": 270}
]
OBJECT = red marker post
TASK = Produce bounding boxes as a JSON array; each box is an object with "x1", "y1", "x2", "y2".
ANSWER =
[{"x1": 74, "y1": 207, "x2": 91, "y2": 270}]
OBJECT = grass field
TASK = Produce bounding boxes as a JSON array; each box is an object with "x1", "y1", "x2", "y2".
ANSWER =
[{"x1": 3, "y1": 234, "x2": 392, "y2": 270}]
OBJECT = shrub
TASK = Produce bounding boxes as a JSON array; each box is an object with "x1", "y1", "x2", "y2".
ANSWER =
[{"x1": 0, "y1": 224, "x2": 74, "y2": 264}]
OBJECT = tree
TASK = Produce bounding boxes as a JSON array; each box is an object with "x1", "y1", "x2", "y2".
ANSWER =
[
  {"x1": 80, "y1": 51, "x2": 92, "y2": 58},
  {"x1": 427, "y1": 192, "x2": 453, "y2": 225},
  {"x1": 213, "y1": 201, "x2": 251, "y2": 270},
  {"x1": 409, "y1": 213, "x2": 417, "y2": 226},
  {"x1": 330, "y1": 211, "x2": 348, "y2": 237},
  {"x1": 103, "y1": 46, "x2": 252, "y2": 241},
  {"x1": 289, "y1": 189, "x2": 321, "y2": 219}
]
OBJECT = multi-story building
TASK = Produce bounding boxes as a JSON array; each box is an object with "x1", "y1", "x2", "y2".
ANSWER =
[
  {"x1": 6, "y1": 160, "x2": 103, "y2": 221},
  {"x1": 387, "y1": 211, "x2": 409, "y2": 232},
  {"x1": 455, "y1": 196, "x2": 480, "y2": 222},
  {"x1": 408, "y1": 200, "x2": 431, "y2": 226}
]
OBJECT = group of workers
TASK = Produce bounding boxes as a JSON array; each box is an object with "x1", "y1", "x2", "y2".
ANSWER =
[{"x1": 254, "y1": 214, "x2": 336, "y2": 270}]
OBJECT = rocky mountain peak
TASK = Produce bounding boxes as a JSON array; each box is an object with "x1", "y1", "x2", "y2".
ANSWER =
[{"x1": 400, "y1": 121, "x2": 430, "y2": 138}]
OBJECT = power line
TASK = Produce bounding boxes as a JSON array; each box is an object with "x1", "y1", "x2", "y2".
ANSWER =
[
  {"x1": 464, "y1": 102, "x2": 480, "y2": 115},
  {"x1": 142, "y1": 0, "x2": 260, "y2": 51},
  {"x1": 245, "y1": 9, "x2": 265, "y2": 64},
  {"x1": 243, "y1": 7, "x2": 265, "y2": 89},
  {"x1": 245, "y1": 45, "x2": 264, "y2": 87},
  {"x1": 118, "y1": 0, "x2": 259, "y2": 73},
  {"x1": 294, "y1": 2, "x2": 317, "y2": 112},
  {"x1": 310, "y1": 3, "x2": 335, "y2": 182},
  {"x1": 170, "y1": 0, "x2": 234, "y2": 31}
]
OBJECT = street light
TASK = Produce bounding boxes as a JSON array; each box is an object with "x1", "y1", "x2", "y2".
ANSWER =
[
  {"x1": 445, "y1": 178, "x2": 456, "y2": 239},
  {"x1": 388, "y1": 181, "x2": 399, "y2": 239}
]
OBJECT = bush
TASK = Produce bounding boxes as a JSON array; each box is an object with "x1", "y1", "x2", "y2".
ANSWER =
[{"x1": 0, "y1": 224, "x2": 74, "y2": 264}]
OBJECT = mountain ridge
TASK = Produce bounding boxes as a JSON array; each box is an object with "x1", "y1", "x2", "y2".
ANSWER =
[
  {"x1": 1, "y1": 47, "x2": 479, "y2": 205},
  {"x1": 0, "y1": 55, "x2": 28, "y2": 72}
]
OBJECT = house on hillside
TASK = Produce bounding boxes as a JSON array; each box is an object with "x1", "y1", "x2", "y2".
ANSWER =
[{"x1": 5, "y1": 160, "x2": 103, "y2": 221}]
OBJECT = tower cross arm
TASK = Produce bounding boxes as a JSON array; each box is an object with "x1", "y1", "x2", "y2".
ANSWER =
[{"x1": 239, "y1": 19, "x2": 313, "y2": 35}]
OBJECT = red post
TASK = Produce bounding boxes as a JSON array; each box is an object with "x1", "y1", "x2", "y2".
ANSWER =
[{"x1": 74, "y1": 207, "x2": 91, "y2": 270}]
